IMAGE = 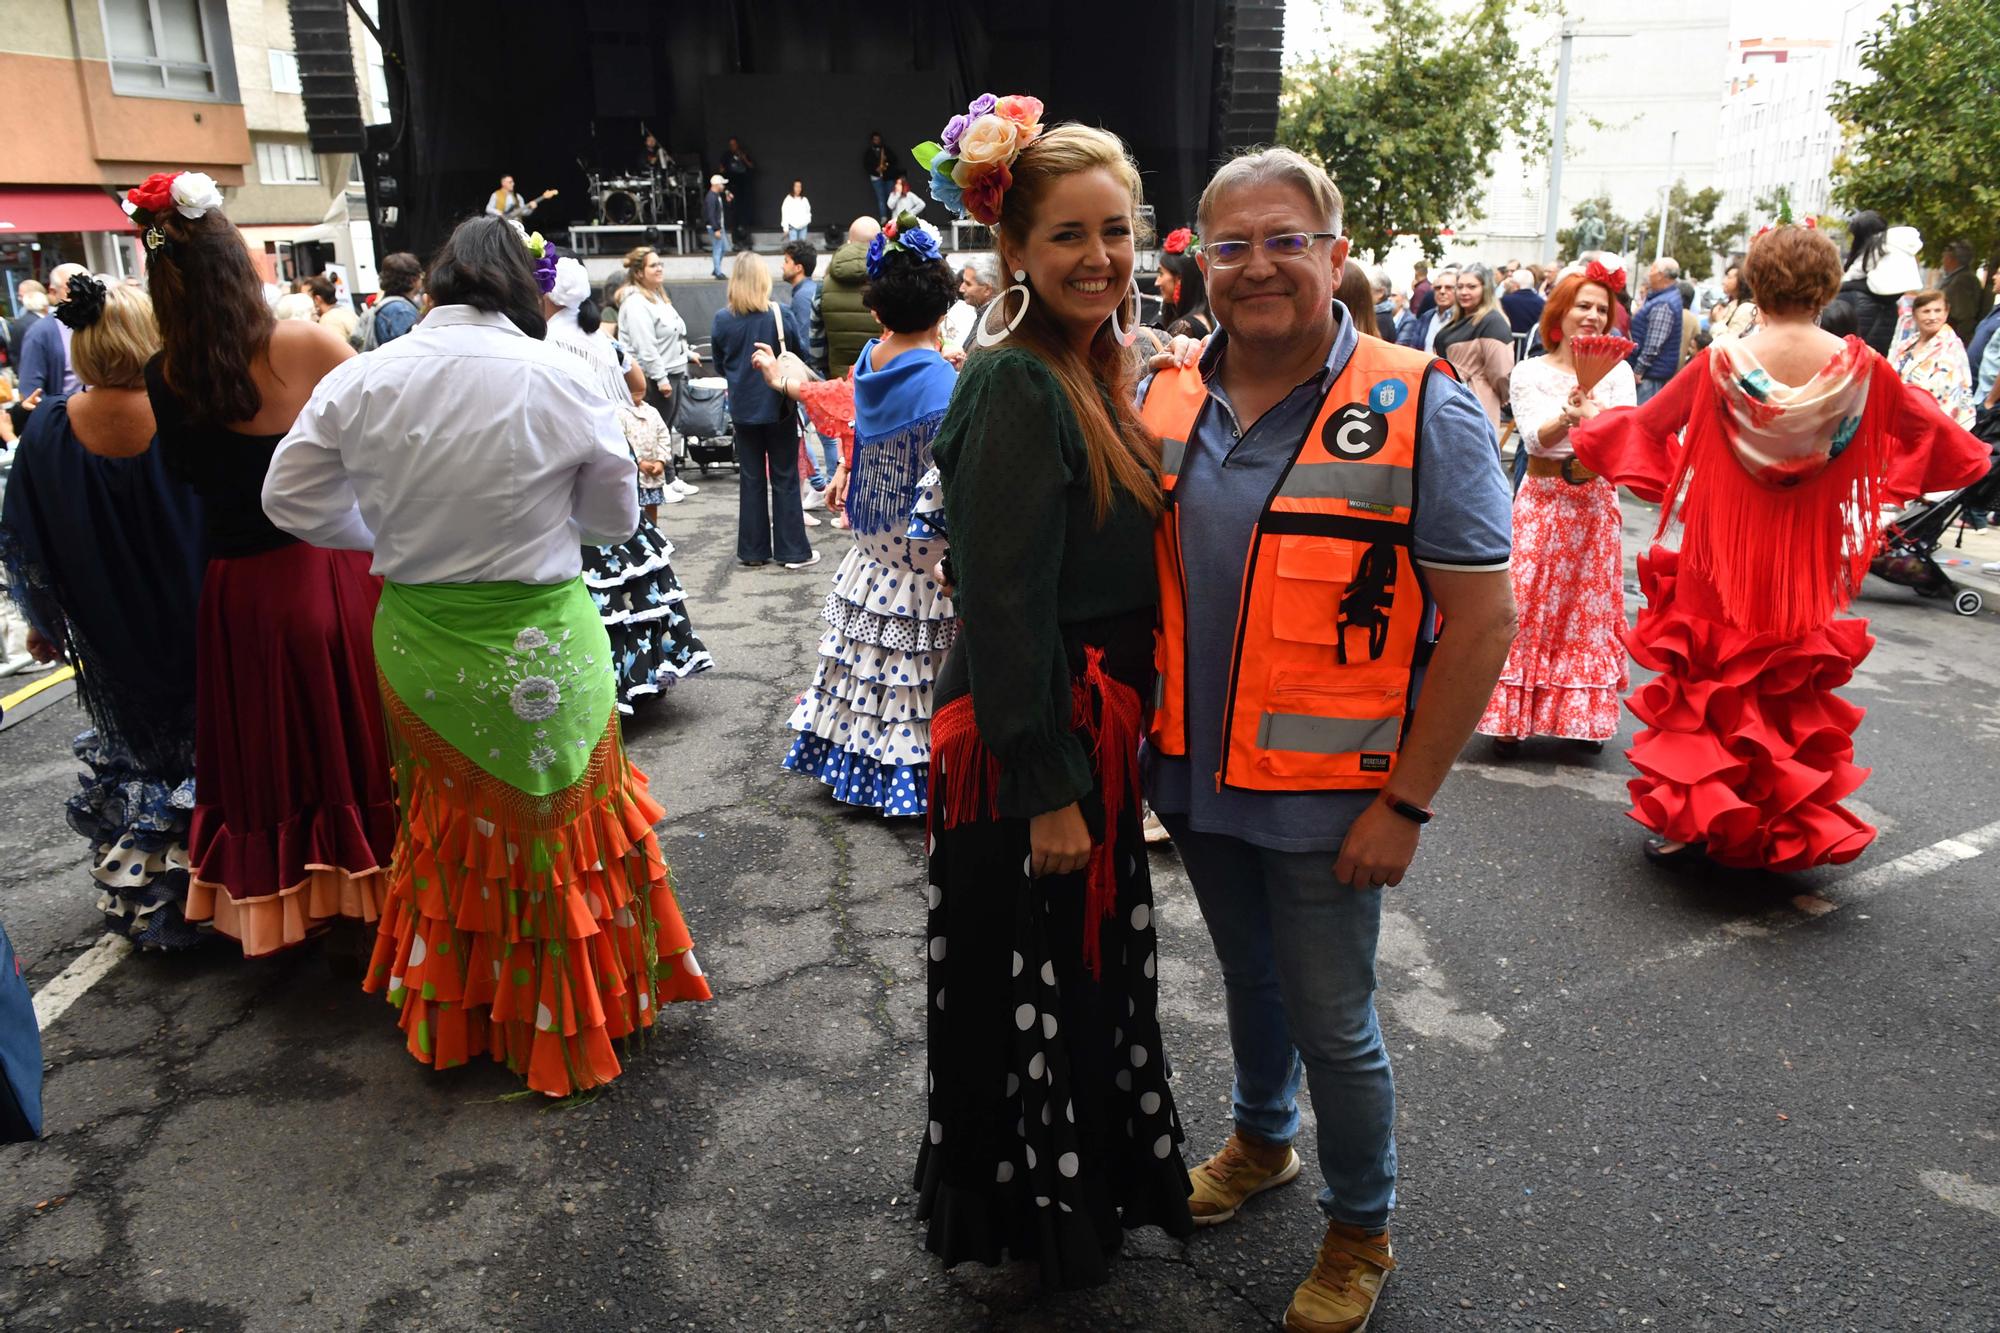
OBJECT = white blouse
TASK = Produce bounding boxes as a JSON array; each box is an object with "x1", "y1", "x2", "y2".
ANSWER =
[
  {"x1": 262, "y1": 304, "x2": 638, "y2": 584},
  {"x1": 1508, "y1": 353, "x2": 1637, "y2": 459},
  {"x1": 780, "y1": 193, "x2": 812, "y2": 231}
]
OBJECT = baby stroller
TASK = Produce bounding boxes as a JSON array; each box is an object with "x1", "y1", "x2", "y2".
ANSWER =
[
  {"x1": 1869, "y1": 451, "x2": 2000, "y2": 616},
  {"x1": 675, "y1": 376, "x2": 735, "y2": 472}
]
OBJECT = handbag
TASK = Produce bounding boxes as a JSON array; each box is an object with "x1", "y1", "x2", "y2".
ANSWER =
[{"x1": 0, "y1": 919, "x2": 44, "y2": 1142}]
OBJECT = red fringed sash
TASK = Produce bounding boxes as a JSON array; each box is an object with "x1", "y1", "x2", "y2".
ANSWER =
[{"x1": 928, "y1": 647, "x2": 1142, "y2": 978}]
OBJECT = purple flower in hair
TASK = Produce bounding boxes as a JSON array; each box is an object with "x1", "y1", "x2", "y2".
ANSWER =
[
  {"x1": 967, "y1": 93, "x2": 997, "y2": 117},
  {"x1": 940, "y1": 114, "x2": 969, "y2": 153},
  {"x1": 533, "y1": 246, "x2": 560, "y2": 295}
]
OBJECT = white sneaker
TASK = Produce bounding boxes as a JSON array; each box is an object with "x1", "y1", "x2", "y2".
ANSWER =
[
  {"x1": 803, "y1": 512, "x2": 822, "y2": 527},
  {"x1": 783, "y1": 550, "x2": 822, "y2": 570},
  {"x1": 801, "y1": 486, "x2": 826, "y2": 510},
  {"x1": 659, "y1": 487, "x2": 686, "y2": 504},
  {"x1": 1984, "y1": 560, "x2": 2000, "y2": 575},
  {"x1": 0, "y1": 654, "x2": 33, "y2": 678},
  {"x1": 671, "y1": 478, "x2": 699, "y2": 496}
]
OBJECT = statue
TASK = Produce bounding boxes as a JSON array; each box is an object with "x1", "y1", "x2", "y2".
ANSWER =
[{"x1": 1572, "y1": 202, "x2": 1607, "y2": 259}]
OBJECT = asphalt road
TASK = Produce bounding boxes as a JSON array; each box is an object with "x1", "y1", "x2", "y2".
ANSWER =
[{"x1": 2, "y1": 489, "x2": 1997, "y2": 1333}]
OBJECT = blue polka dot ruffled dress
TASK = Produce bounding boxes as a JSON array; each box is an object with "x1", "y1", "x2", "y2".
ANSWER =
[{"x1": 783, "y1": 343, "x2": 959, "y2": 817}]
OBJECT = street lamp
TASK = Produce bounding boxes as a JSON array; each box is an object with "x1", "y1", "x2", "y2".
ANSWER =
[{"x1": 1542, "y1": 21, "x2": 1634, "y2": 265}]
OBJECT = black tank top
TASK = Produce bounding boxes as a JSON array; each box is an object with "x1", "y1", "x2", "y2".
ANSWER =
[{"x1": 145, "y1": 353, "x2": 298, "y2": 560}]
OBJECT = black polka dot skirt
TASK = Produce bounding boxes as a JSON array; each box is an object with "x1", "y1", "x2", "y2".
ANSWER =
[{"x1": 914, "y1": 798, "x2": 1194, "y2": 1290}]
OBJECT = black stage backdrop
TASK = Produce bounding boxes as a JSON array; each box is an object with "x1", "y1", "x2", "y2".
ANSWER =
[{"x1": 374, "y1": 0, "x2": 1231, "y2": 259}]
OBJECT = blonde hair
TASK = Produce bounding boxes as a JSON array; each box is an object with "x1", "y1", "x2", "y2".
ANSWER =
[
  {"x1": 1446, "y1": 263, "x2": 1501, "y2": 327},
  {"x1": 621, "y1": 246, "x2": 661, "y2": 302},
  {"x1": 725, "y1": 249, "x2": 773, "y2": 316},
  {"x1": 70, "y1": 285, "x2": 161, "y2": 389},
  {"x1": 983, "y1": 123, "x2": 1161, "y2": 521},
  {"x1": 1197, "y1": 146, "x2": 1344, "y2": 237}
]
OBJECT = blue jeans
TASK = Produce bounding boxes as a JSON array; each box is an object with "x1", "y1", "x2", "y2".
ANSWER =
[
  {"x1": 1163, "y1": 816, "x2": 1397, "y2": 1231},
  {"x1": 1637, "y1": 376, "x2": 1671, "y2": 405},
  {"x1": 870, "y1": 177, "x2": 892, "y2": 218},
  {"x1": 799, "y1": 417, "x2": 829, "y2": 489},
  {"x1": 785, "y1": 226, "x2": 810, "y2": 242},
  {"x1": 710, "y1": 226, "x2": 730, "y2": 276}
]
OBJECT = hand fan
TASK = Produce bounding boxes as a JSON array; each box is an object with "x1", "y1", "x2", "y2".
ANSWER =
[{"x1": 1568, "y1": 333, "x2": 1636, "y2": 394}]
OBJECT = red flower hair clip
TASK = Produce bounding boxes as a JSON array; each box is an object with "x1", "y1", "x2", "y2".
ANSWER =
[
  {"x1": 1583, "y1": 258, "x2": 1626, "y2": 295},
  {"x1": 1163, "y1": 227, "x2": 1196, "y2": 256}
]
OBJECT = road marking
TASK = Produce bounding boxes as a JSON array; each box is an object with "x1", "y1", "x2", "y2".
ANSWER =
[
  {"x1": 1920, "y1": 1170, "x2": 2000, "y2": 1220},
  {"x1": 1459, "y1": 759, "x2": 1631, "y2": 806},
  {"x1": 31, "y1": 934, "x2": 131, "y2": 1030},
  {"x1": 0, "y1": 665, "x2": 75, "y2": 714},
  {"x1": 1824, "y1": 820, "x2": 2000, "y2": 900},
  {"x1": 1379, "y1": 909, "x2": 1505, "y2": 1051}
]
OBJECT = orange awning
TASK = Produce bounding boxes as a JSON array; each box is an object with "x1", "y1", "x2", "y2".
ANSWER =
[{"x1": 0, "y1": 187, "x2": 136, "y2": 234}]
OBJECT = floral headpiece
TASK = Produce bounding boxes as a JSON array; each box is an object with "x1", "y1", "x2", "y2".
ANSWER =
[
  {"x1": 913, "y1": 93, "x2": 1046, "y2": 226},
  {"x1": 866, "y1": 211, "x2": 944, "y2": 278},
  {"x1": 53, "y1": 274, "x2": 108, "y2": 332},
  {"x1": 123, "y1": 170, "x2": 225, "y2": 251},
  {"x1": 509, "y1": 219, "x2": 559, "y2": 293},
  {"x1": 1583, "y1": 258, "x2": 1626, "y2": 295},
  {"x1": 1163, "y1": 227, "x2": 1198, "y2": 257}
]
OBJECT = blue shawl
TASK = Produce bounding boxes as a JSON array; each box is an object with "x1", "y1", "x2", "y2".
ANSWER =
[{"x1": 844, "y1": 341, "x2": 958, "y2": 535}]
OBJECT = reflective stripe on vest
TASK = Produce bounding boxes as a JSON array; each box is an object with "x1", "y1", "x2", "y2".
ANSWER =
[{"x1": 1138, "y1": 336, "x2": 1454, "y2": 793}]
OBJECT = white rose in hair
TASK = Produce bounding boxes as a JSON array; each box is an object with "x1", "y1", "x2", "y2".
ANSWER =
[{"x1": 170, "y1": 172, "x2": 225, "y2": 220}]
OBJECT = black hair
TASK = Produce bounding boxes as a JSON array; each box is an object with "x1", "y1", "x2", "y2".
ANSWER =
[
  {"x1": 1845, "y1": 210, "x2": 1886, "y2": 274},
  {"x1": 783, "y1": 239, "x2": 818, "y2": 275},
  {"x1": 378, "y1": 251, "x2": 423, "y2": 297},
  {"x1": 573, "y1": 293, "x2": 603, "y2": 337},
  {"x1": 862, "y1": 249, "x2": 956, "y2": 334},
  {"x1": 1158, "y1": 250, "x2": 1208, "y2": 329},
  {"x1": 1818, "y1": 298, "x2": 1858, "y2": 337},
  {"x1": 425, "y1": 215, "x2": 546, "y2": 339}
]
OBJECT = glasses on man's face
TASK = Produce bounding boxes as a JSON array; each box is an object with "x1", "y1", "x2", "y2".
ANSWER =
[{"x1": 1202, "y1": 232, "x2": 1340, "y2": 269}]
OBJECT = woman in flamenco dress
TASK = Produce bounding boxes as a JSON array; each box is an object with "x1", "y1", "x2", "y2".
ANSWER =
[
  {"x1": 0, "y1": 280, "x2": 207, "y2": 949},
  {"x1": 539, "y1": 251, "x2": 715, "y2": 712},
  {"x1": 1570, "y1": 224, "x2": 1990, "y2": 872},
  {"x1": 760, "y1": 210, "x2": 959, "y2": 817},
  {"x1": 264, "y1": 217, "x2": 710, "y2": 1094},
  {"x1": 99, "y1": 173, "x2": 397, "y2": 954}
]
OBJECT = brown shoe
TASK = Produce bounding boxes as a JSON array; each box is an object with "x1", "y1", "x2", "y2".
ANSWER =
[
  {"x1": 1284, "y1": 1221, "x2": 1395, "y2": 1333},
  {"x1": 1186, "y1": 1130, "x2": 1301, "y2": 1226}
]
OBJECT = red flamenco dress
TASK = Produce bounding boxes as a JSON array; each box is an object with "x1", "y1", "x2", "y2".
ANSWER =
[{"x1": 1571, "y1": 336, "x2": 1989, "y2": 871}]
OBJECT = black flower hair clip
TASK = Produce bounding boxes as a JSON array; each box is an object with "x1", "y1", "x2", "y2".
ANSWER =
[{"x1": 55, "y1": 274, "x2": 108, "y2": 332}]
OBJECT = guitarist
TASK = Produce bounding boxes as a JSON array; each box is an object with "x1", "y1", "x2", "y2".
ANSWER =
[{"x1": 484, "y1": 174, "x2": 556, "y2": 223}]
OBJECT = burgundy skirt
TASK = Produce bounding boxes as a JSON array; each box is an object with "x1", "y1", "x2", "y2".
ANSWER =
[{"x1": 184, "y1": 542, "x2": 398, "y2": 956}]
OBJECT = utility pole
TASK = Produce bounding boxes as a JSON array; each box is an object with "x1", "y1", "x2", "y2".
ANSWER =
[
  {"x1": 1655, "y1": 129, "x2": 1678, "y2": 263},
  {"x1": 1541, "y1": 22, "x2": 1575, "y2": 264}
]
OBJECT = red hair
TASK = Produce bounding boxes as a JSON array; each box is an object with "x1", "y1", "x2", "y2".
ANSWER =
[{"x1": 1539, "y1": 274, "x2": 1616, "y2": 351}]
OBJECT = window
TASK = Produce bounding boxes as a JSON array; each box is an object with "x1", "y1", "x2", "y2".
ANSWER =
[
  {"x1": 256, "y1": 140, "x2": 321, "y2": 185},
  {"x1": 269, "y1": 48, "x2": 300, "y2": 95},
  {"x1": 102, "y1": 0, "x2": 219, "y2": 97}
]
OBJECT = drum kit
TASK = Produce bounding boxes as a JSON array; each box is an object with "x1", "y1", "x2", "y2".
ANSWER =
[{"x1": 588, "y1": 168, "x2": 700, "y2": 228}]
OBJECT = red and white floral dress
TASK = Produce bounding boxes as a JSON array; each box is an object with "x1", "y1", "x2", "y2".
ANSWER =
[
  {"x1": 1478, "y1": 355, "x2": 1635, "y2": 742},
  {"x1": 1571, "y1": 337, "x2": 1989, "y2": 871}
]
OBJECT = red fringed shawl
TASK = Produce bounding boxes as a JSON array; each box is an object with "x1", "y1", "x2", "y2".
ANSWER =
[{"x1": 929, "y1": 647, "x2": 1141, "y2": 979}]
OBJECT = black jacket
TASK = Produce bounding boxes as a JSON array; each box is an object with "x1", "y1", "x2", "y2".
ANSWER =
[{"x1": 1838, "y1": 280, "x2": 1901, "y2": 357}]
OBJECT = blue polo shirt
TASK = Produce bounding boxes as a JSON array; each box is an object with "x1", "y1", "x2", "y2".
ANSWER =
[{"x1": 1141, "y1": 304, "x2": 1514, "y2": 853}]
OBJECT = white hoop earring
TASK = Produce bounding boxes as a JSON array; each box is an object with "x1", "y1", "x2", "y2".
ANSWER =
[
  {"x1": 975, "y1": 269, "x2": 1032, "y2": 347},
  {"x1": 1107, "y1": 275, "x2": 1141, "y2": 348}
]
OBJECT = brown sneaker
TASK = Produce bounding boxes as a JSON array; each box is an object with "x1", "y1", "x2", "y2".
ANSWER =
[
  {"x1": 1186, "y1": 1130, "x2": 1301, "y2": 1225},
  {"x1": 1284, "y1": 1221, "x2": 1396, "y2": 1333}
]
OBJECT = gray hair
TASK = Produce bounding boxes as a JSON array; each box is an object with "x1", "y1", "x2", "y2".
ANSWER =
[
  {"x1": 964, "y1": 254, "x2": 1000, "y2": 289},
  {"x1": 1370, "y1": 267, "x2": 1390, "y2": 296},
  {"x1": 1655, "y1": 256, "x2": 1681, "y2": 279},
  {"x1": 1197, "y1": 147, "x2": 1344, "y2": 237}
]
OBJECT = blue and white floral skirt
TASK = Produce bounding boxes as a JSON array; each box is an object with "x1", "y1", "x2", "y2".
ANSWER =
[
  {"x1": 582, "y1": 518, "x2": 714, "y2": 714},
  {"x1": 65, "y1": 730, "x2": 202, "y2": 950}
]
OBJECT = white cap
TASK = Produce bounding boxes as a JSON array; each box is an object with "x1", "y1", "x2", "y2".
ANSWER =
[{"x1": 549, "y1": 257, "x2": 592, "y2": 310}]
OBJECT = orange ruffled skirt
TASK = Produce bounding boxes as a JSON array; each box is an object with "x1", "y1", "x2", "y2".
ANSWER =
[
  {"x1": 364, "y1": 697, "x2": 710, "y2": 1095},
  {"x1": 1623, "y1": 546, "x2": 1876, "y2": 872}
]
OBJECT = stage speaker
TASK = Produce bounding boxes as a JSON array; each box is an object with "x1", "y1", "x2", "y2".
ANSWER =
[
  {"x1": 287, "y1": 0, "x2": 367, "y2": 153},
  {"x1": 1215, "y1": 0, "x2": 1283, "y2": 154}
]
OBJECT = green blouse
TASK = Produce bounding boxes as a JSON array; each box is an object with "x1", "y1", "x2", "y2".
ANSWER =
[{"x1": 931, "y1": 346, "x2": 1159, "y2": 819}]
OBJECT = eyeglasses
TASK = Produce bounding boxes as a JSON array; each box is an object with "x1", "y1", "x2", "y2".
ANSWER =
[{"x1": 1202, "y1": 232, "x2": 1340, "y2": 269}]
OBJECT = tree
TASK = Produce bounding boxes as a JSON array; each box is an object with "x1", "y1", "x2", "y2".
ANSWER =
[
  {"x1": 1632, "y1": 182, "x2": 1741, "y2": 281},
  {"x1": 1830, "y1": 0, "x2": 2000, "y2": 266},
  {"x1": 1277, "y1": 0, "x2": 1558, "y2": 262}
]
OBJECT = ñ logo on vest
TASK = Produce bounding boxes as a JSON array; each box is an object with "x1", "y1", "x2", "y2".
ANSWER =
[{"x1": 1323, "y1": 403, "x2": 1389, "y2": 460}]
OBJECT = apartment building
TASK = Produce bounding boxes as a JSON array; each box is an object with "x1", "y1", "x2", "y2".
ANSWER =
[{"x1": 0, "y1": 0, "x2": 384, "y2": 312}]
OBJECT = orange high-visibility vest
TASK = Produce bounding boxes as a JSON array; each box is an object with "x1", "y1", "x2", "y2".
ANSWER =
[{"x1": 1139, "y1": 338, "x2": 1449, "y2": 792}]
